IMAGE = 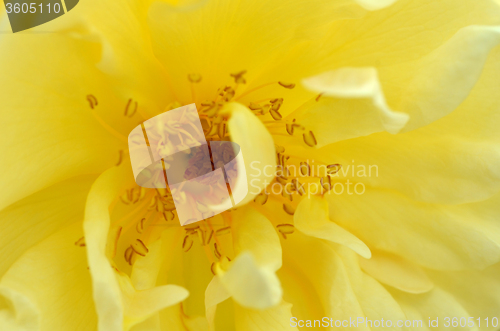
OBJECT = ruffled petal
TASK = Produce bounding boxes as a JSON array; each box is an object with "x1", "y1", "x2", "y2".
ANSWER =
[
  {"x1": 294, "y1": 195, "x2": 371, "y2": 259},
  {"x1": 224, "y1": 103, "x2": 276, "y2": 205},
  {"x1": 234, "y1": 300, "x2": 295, "y2": 331},
  {"x1": 291, "y1": 67, "x2": 408, "y2": 147},
  {"x1": 0, "y1": 221, "x2": 97, "y2": 330},
  {"x1": 0, "y1": 175, "x2": 96, "y2": 277}
]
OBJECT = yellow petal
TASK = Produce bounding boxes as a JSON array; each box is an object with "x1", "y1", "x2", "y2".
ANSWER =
[
  {"x1": 400, "y1": 26, "x2": 500, "y2": 131},
  {"x1": 219, "y1": 252, "x2": 282, "y2": 310},
  {"x1": 231, "y1": 207, "x2": 282, "y2": 271},
  {"x1": 326, "y1": 189, "x2": 500, "y2": 270},
  {"x1": 0, "y1": 286, "x2": 38, "y2": 331},
  {"x1": 354, "y1": 0, "x2": 398, "y2": 10},
  {"x1": 205, "y1": 276, "x2": 230, "y2": 330},
  {"x1": 84, "y1": 166, "x2": 131, "y2": 331},
  {"x1": 224, "y1": 102, "x2": 276, "y2": 205},
  {"x1": 0, "y1": 175, "x2": 96, "y2": 277},
  {"x1": 294, "y1": 195, "x2": 371, "y2": 259},
  {"x1": 360, "y1": 250, "x2": 433, "y2": 294},
  {"x1": 0, "y1": 33, "x2": 124, "y2": 211},
  {"x1": 0, "y1": 221, "x2": 97, "y2": 330},
  {"x1": 234, "y1": 300, "x2": 295, "y2": 331},
  {"x1": 292, "y1": 67, "x2": 408, "y2": 147}
]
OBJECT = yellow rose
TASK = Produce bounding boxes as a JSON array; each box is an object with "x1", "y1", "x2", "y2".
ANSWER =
[{"x1": 1, "y1": 0, "x2": 500, "y2": 330}]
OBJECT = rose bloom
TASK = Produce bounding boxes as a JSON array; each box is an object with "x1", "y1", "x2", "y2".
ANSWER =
[{"x1": 1, "y1": 0, "x2": 500, "y2": 330}]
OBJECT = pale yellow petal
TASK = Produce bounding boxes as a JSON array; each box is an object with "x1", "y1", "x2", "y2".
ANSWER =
[
  {"x1": 0, "y1": 286, "x2": 39, "y2": 331},
  {"x1": 205, "y1": 276, "x2": 230, "y2": 330},
  {"x1": 354, "y1": 0, "x2": 398, "y2": 10},
  {"x1": 219, "y1": 252, "x2": 282, "y2": 310},
  {"x1": 400, "y1": 25, "x2": 500, "y2": 131},
  {"x1": 224, "y1": 102, "x2": 276, "y2": 205},
  {"x1": 326, "y1": 189, "x2": 500, "y2": 270},
  {"x1": 0, "y1": 221, "x2": 97, "y2": 331},
  {"x1": 0, "y1": 33, "x2": 124, "y2": 211},
  {"x1": 294, "y1": 195, "x2": 371, "y2": 259},
  {"x1": 231, "y1": 206, "x2": 282, "y2": 271},
  {"x1": 292, "y1": 67, "x2": 408, "y2": 147},
  {"x1": 84, "y1": 166, "x2": 131, "y2": 331},
  {"x1": 234, "y1": 301, "x2": 295, "y2": 331},
  {"x1": 0, "y1": 175, "x2": 96, "y2": 277},
  {"x1": 360, "y1": 250, "x2": 433, "y2": 294}
]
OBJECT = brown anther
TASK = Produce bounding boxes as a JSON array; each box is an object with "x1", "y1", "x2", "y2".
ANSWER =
[
  {"x1": 163, "y1": 211, "x2": 175, "y2": 221},
  {"x1": 249, "y1": 102, "x2": 262, "y2": 110},
  {"x1": 206, "y1": 230, "x2": 214, "y2": 245},
  {"x1": 321, "y1": 176, "x2": 332, "y2": 191},
  {"x1": 278, "y1": 81, "x2": 295, "y2": 89},
  {"x1": 132, "y1": 239, "x2": 149, "y2": 257},
  {"x1": 214, "y1": 243, "x2": 222, "y2": 259},
  {"x1": 303, "y1": 131, "x2": 318, "y2": 147},
  {"x1": 327, "y1": 164, "x2": 342, "y2": 175},
  {"x1": 275, "y1": 145, "x2": 285, "y2": 154},
  {"x1": 124, "y1": 246, "x2": 134, "y2": 264},
  {"x1": 216, "y1": 226, "x2": 231, "y2": 236},
  {"x1": 230, "y1": 70, "x2": 247, "y2": 84},
  {"x1": 277, "y1": 224, "x2": 295, "y2": 238},
  {"x1": 286, "y1": 119, "x2": 296, "y2": 136},
  {"x1": 299, "y1": 162, "x2": 310, "y2": 176},
  {"x1": 86, "y1": 95, "x2": 98, "y2": 109},
  {"x1": 270, "y1": 109, "x2": 283, "y2": 121},
  {"x1": 128, "y1": 101, "x2": 138, "y2": 117},
  {"x1": 136, "y1": 218, "x2": 145, "y2": 234},
  {"x1": 74, "y1": 237, "x2": 86, "y2": 247},
  {"x1": 110, "y1": 226, "x2": 122, "y2": 258},
  {"x1": 271, "y1": 102, "x2": 281, "y2": 111},
  {"x1": 315, "y1": 93, "x2": 324, "y2": 102},
  {"x1": 188, "y1": 73, "x2": 202, "y2": 83},
  {"x1": 283, "y1": 203, "x2": 296, "y2": 215},
  {"x1": 254, "y1": 193, "x2": 268, "y2": 205},
  {"x1": 211, "y1": 262, "x2": 217, "y2": 275},
  {"x1": 183, "y1": 235, "x2": 194, "y2": 252}
]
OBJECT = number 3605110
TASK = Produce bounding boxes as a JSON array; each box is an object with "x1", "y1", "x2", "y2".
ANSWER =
[{"x1": 5, "y1": 2, "x2": 61, "y2": 14}]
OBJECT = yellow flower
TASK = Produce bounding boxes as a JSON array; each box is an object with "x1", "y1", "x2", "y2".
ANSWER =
[{"x1": 1, "y1": 0, "x2": 500, "y2": 330}]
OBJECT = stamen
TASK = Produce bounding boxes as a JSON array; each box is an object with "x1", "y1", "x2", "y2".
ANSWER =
[
  {"x1": 230, "y1": 70, "x2": 247, "y2": 84},
  {"x1": 214, "y1": 242, "x2": 222, "y2": 259},
  {"x1": 111, "y1": 226, "x2": 122, "y2": 258},
  {"x1": 216, "y1": 226, "x2": 231, "y2": 236},
  {"x1": 188, "y1": 73, "x2": 202, "y2": 83},
  {"x1": 183, "y1": 235, "x2": 194, "y2": 252},
  {"x1": 86, "y1": 95, "x2": 98, "y2": 109},
  {"x1": 74, "y1": 237, "x2": 85, "y2": 247},
  {"x1": 254, "y1": 193, "x2": 269, "y2": 205},
  {"x1": 278, "y1": 81, "x2": 295, "y2": 89},
  {"x1": 315, "y1": 93, "x2": 324, "y2": 102},
  {"x1": 300, "y1": 162, "x2": 310, "y2": 176},
  {"x1": 132, "y1": 239, "x2": 149, "y2": 257},
  {"x1": 136, "y1": 218, "x2": 145, "y2": 234},
  {"x1": 283, "y1": 203, "x2": 296, "y2": 215},
  {"x1": 303, "y1": 131, "x2": 318, "y2": 147},
  {"x1": 163, "y1": 211, "x2": 175, "y2": 221},
  {"x1": 124, "y1": 246, "x2": 134, "y2": 264},
  {"x1": 277, "y1": 223, "x2": 295, "y2": 239},
  {"x1": 270, "y1": 108, "x2": 283, "y2": 121},
  {"x1": 327, "y1": 164, "x2": 342, "y2": 175}
]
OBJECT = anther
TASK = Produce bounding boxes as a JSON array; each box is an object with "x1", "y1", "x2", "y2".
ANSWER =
[
  {"x1": 327, "y1": 164, "x2": 342, "y2": 175},
  {"x1": 283, "y1": 203, "x2": 296, "y2": 215},
  {"x1": 183, "y1": 235, "x2": 194, "y2": 252},
  {"x1": 214, "y1": 243, "x2": 222, "y2": 259},
  {"x1": 254, "y1": 193, "x2": 268, "y2": 205},
  {"x1": 249, "y1": 102, "x2": 262, "y2": 111},
  {"x1": 278, "y1": 82, "x2": 295, "y2": 89},
  {"x1": 315, "y1": 93, "x2": 324, "y2": 102},
  {"x1": 136, "y1": 218, "x2": 145, "y2": 234},
  {"x1": 163, "y1": 211, "x2": 175, "y2": 221},
  {"x1": 230, "y1": 70, "x2": 247, "y2": 84},
  {"x1": 270, "y1": 108, "x2": 283, "y2": 121},
  {"x1": 277, "y1": 223, "x2": 295, "y2": 239},
  {"x1": 216, "y1": 226, "x2": 231, "y2": 236},
  {"x1": 116, "y1": 150, "x2": 123, "y2": 166},
  {"x1": 86, "y1": 95, "x2": 98, "y2": 109},
  {"x1": 74, "y1": 237, "x2": 86, "y2": 247},
  {"x1": 300, "y1": 162, "x2": 310, "y2": 176},
  {"x1": 132, "y1": 239, "x2": 149, "y2": 256},
  {"x1": 303, "y1": 131, "x2": 318, "y2": 147}
]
